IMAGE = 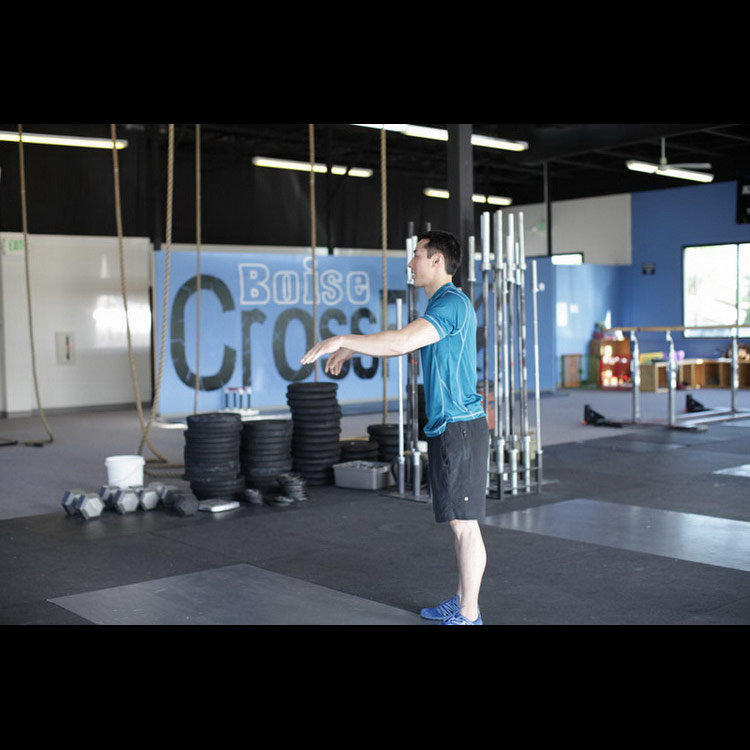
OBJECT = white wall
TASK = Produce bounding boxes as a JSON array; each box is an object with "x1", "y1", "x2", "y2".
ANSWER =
[
  {"x1": 504, "y1": 192, "x2": 632, "y2": 265},
  {"x1": 0, "y1": 233, "x2": 152, "y2": 416}
]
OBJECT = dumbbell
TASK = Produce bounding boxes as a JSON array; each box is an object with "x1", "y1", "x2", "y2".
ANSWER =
[
  {"x1": 62, "y1": 489, "x2": 86, "y2": 516},
  {"x1": 130, "y1": 485, "x2": 161, "y2": 511},
  {"x1": 61, "y1": 490, "x2": 104, "y2": 520},
  {"x1": 162, "y1": 489, "x2": 199, "y2": 516},
  {"x1": 99, "y1": 483, "x2": 162, "y2": 512},
  {"x1": 105, "y1": 487, "x2": 140, "y2": 514}
]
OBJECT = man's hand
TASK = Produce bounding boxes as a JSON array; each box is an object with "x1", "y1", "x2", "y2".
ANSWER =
[
  {"x1": 301, "y1": 335, "x2": 344, "y2": 367},
  {"x1": 323, "y1": 347, "x2": 354, "y2": 376}
]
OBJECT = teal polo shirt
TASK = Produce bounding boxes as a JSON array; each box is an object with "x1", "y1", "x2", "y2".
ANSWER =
[{"x1": 419, "y1": 282, "x2": 485, "y2": 437}]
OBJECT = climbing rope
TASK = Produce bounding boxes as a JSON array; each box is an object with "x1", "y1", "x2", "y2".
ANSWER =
[
  {"x1": 110, "y1": 124, "x2": 168, "y2": 464},
  {"x1": 137, "y1": 124, "x2": 175, "y2": 462},
  {"x1": 17, "y1": 124, "x2": 54, "y2": 447},
  {"x1": 380, "y1": 126, "x2": 388, "y2": 424},
  {"x1": 309, "y1": 124, "x2": 318, "y2": 381},
  {"x1": 194, "y1": 123, "x2": 202, "y2": 414}
]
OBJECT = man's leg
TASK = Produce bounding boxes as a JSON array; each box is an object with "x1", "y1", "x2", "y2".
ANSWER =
[{"x1": 450, "y1": 518, "x2": 486, "y2": 621}]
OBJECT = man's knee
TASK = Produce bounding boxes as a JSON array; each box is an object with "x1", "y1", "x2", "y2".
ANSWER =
[{"x1": 449, "y1": 518, "x2": 480, "y2": 538}]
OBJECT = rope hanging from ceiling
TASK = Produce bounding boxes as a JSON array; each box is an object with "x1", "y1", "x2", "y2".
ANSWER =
[
  {"x1": 380, "y1": 126, "x2": 388, "y2": 424},
  {"x1": 137, "y1": 124, "x2": 178, "y2": 464},
  {"x1": 16, "y1": 124, "x2": 54, "y2": 447},
  {"x1": 111, "y1": 123, "x2": 169, "y2": 464},
  {"x1": 194, "y1": 124, "x2": 202, "y2": 414},
  {"x1": 308, "y1": 124, "x2": 319, "y2": 382}
]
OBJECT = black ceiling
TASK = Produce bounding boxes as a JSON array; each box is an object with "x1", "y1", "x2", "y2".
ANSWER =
[
  {"x1": 153, "y1": 122, "x2": 750, "y2": 206},
  {"x1": 7, "y1": 123, "x2": 750, "y2": 207}
]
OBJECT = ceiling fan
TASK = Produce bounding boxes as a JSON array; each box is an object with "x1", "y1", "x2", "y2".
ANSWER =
[
  {"x1": 656, "y1": 136, "x2": 712, "y2": 172},
  {"x1": 626, "y1": 137, "x2": 714, "y2": 183}
]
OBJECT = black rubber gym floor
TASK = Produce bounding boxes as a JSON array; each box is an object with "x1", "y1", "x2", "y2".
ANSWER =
[{"x1": 1, "y1": 404, "x2": 749, "y2": 626}]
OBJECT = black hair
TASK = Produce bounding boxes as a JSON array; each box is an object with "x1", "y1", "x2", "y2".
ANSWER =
[{"x1": 418, "y1": 230, "x2": 462, "y2": 276}]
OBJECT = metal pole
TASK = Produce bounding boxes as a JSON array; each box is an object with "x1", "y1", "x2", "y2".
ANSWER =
[
  {"x1": 396, "y1": 297, "x2": 405, "y2": 495},
  {"x1": 531, "y1": 260, "x2": 543, "y2": 487},
  {"x1": 500, "y1": 222, "x2": 511, "y2": 491},
  {"x1": 506, "y1": 214, "x2": 518, "y2": 494},
  {"x1": 630, "y1": 330, "x2": 641, "y2": 424},
  {"x1": 406, "y1": 233, "x2": 419, "y2": 454},
  {"x1": 517, "y1": 212, "x2": 531, "y2": 492},
  {"x1": 408, "y1": 233, "x2": 421, "y2": 497},
  {"x1": 731, "y1": 332, "x2": 739, "y2": 413},
  {"x1": 666, "y1": 330, "x2": 676, "y2": 427},
  {"x1": 467, "y1": 235, "x2": 476, "y2": 304},
  {"x1": 493, "y1": 210, "x2": 503, "y2": 494},
  {"x1": 481, "y1": 212, "x2": 491, "y2": 423}
]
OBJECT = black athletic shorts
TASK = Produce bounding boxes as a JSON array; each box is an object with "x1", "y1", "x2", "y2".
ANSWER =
[{"x1": 426, "y1": 416, "x2": 489, "y2": 523}]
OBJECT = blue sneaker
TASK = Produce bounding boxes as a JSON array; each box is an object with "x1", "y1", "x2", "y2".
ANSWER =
[
  {"x1": 420, "y1": 595, "x2": 460, "y2": 621},
  {"x1": 441, "y1": 611, "x2": 483, "y2": 625}
]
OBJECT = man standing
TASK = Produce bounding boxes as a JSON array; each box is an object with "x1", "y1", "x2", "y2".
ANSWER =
[{"x1": 301, "y1": 230, "x2": 489, "y2": 625}]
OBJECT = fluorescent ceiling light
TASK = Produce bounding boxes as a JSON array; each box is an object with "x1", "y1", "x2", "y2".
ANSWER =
[
  {"x1": 0, "y1": 130, "x2": 127, "y2": 149},
  {"x1": 252, "y1": 156, "x2": 372, "y2": 177},
  {"x1": 551, "y1": 253, "x2": 584, "y2": 265},
  {"x1": 470, "y1": 133, "x2": 528, "y2": 152},
  {"x1": 626, "y1": 159, "x2": 713, "y2": 183},
  {"x1": 424, "y1": 187, "x2": 512, "y2": 206},
  {"x1": 351, "y1": 124, "x2": 527, "y2": 152}
]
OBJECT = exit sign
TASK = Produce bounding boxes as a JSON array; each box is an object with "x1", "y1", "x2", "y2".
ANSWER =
[{"x1": 2, "y1": 238, "x2": 25, "y2": 255}]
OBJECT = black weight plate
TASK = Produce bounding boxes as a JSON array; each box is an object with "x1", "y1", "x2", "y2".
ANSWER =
[
  {"x1": 287, "y1": 401, "x2": 339, "y2": 410},
  {"x1": 242, "y1": 422, "x2": 292, "y2": 436},
  {"x1": 242, "y1": 461, "x2": 293, "y2": 472},
  {"x1": 246, "y1": 465, "x2": 294, "y2": 477},
  {"x1": 287, "y1": 394, "x2": 338, "y2": 404},
  {"x1": 292, "y1": 431, "x2": 341, "y2": 440},
  {"x1": 292, "y1": 453, "x2": 341, "y2": 464},
  {"x1": 189, "y1": 473, "x2": 244, "y2": 486},
  {"x1": 240, "y1": 442, "x2": 291, "y2": 455},
  {"x1": 292, "y1": 461, "x2": 338, "y2": 471},
  {"x1": 287, "y1": 390, "x2": 338, "y2": 400},
  {"x1": 292, "y1": 419, "x2": 341, "y2": 428},
  {"x1": 184, "y1": 442, "x2": 240, "y2": 452},
  {"x1": 242, "y1": 418, "x2": 292, "y2": 427},
  {"x1": 183, "y1": 458, "x2": 240, "y2": 470},
  {"x1": 292, "y1": 440, "x2": 341, "y2": 451},
  {"x1": 187, "y1": 411, "x2": 242, "y2": 425},
  {"x1": 245, "y1": 446, "x2": 292, "y2": 461},
  {"x1": 340, "y1": 439, "x2": 378, "y2": 448},
  {"x1": 182, "y1": 443, "x2": 240, "y2": 456},
  {"x1": 367, "y1": 423, "x2": 400, "y2": 435},
  {"x1": 190, "y1": 487, "x2": 245, "y2": 499},
  {"x1": 185, "y1": 435, "x2": 241, "y2": 444},
  {"x1": 292, "y1": 417, "x2": 342, "y2": 425},
  {"x1": 185, "y1": 426, "x2": 243, "y2": 438},
  {"x1": 292, "y1": 431, "x2": 341, "y2": 441},
  {"x1": 241, "y1": 438, "x2": 290, "y2": 450},
  {"x1": 288, "y1": 407, "x2": 340, "y2": 417},
  {"x1": 287, "y1": 382, "x2": 338, "y2": 393},
  {"x1": 289, "y1": 406, "x2": 342, "y2": 415}
]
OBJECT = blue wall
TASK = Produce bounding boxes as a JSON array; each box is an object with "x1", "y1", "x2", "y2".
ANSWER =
[
  {"x1": 555, "y1": 264, "x2": 624, "y2": 358},
  {"x1": 626, "y1": 180, "x2": 750, "y2": 358},
  {"x1": 551, "y1": 180, "x2": 750, "y2": 374}
]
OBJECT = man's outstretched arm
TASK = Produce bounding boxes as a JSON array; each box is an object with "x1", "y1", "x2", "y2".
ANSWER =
[{"x1": 301, "y1": 317, "x2": 439, "y2": 374}]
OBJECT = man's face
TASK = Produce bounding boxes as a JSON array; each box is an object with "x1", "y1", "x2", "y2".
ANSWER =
[{"x1": 408, "y1": 239, "x2": 439, "y2": 287}]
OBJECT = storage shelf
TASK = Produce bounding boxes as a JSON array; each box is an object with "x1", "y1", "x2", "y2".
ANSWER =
[{"x1": 639, "y1": 358, "x2": 750, "y2": 392}]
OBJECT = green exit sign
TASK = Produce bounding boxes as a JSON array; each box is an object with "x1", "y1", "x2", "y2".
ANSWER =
[{"x1": 2, "y1": 238, "x2": 25, "y2": 255}]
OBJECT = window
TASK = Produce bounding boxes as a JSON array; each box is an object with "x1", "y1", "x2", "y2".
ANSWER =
[{"x1": 683, "y1": 243, "x2": 750, "y2": 337}]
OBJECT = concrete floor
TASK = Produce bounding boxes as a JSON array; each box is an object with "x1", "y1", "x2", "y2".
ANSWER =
[{"x1": 1, "y1": 387, "x2": 749, "y2": 626}]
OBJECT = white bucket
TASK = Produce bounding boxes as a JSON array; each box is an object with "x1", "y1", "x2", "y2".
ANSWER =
[{"x1": 105, "y1": 455, "x2": 145, "y2": 488}]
